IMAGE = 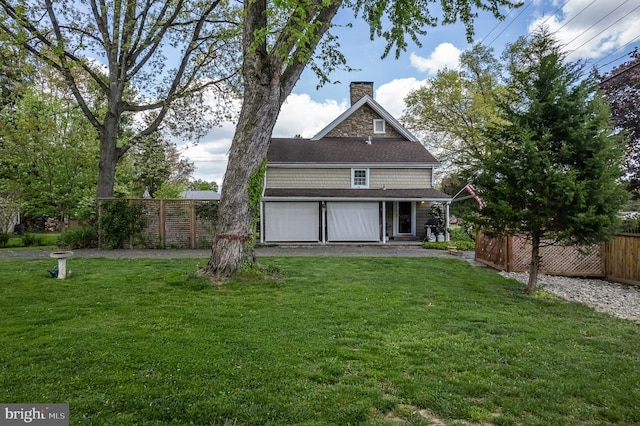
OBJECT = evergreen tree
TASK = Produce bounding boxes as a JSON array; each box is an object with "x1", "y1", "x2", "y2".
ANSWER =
[{"x1": 471, "y1": 28, "x2": 628, "y2": 292}]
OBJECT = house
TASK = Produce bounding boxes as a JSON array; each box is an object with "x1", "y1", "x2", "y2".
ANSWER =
[{"x1": 260, "y1": 82, "x2": 451, "y2": 243}]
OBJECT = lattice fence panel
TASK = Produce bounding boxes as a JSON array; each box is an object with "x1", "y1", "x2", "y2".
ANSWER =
[
  {"x1": 475, "y1": 232, "x2": 508, "y2": 270},
  {"x1": 98, "y1": 198, "x2": 221, "y2": 249},
  {"x1": 509, "y1": 236, "x2": 602, "y2": 276},
  {"x1": 135, "y1": 199, "x2": 161, "y2": 249},
  {"x1": 194, "y1": 200, "x2": 216, "y2": 249},
  {"x1": 164, "y1": 200, "x2": 192, "y2": 248},
  {"x1": 510, "y1": 236, "x2": 529, "y2": 272}
]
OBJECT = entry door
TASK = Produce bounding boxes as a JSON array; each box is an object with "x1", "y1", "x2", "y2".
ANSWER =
[{"x1": 396, "y1": 201, "x2": 415, "y2": 235}]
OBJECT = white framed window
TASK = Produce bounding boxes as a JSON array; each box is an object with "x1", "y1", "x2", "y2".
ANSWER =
[
  {"x1": 351, "y1": 168, "x2": 369, "y2": 188},
  {"x1": 373, "y1": 119, "x2": 385, "y2": 134}
]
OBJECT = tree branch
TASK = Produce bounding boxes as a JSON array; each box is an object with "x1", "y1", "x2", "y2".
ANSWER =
[
  {"x1": 126, "y1": 0, "x2": 185, "y2": 79},
  {"x1": 88, "y1": 0, "x2": 112, "y2": 54},
  {"x1": 279, "y1": 1, "x2": 342, "y2": 100},
  {"x1": 32, "y1": 0, "x2": 102, "y2": 131}
]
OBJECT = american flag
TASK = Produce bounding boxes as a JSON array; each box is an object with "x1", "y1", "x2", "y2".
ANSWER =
[{"x1": 465, "y1": 184, "x2": 486, "y2": 209}]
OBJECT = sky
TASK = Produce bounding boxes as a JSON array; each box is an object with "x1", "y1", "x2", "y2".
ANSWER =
[{"x1": 183, "y1": 0, "x2": 640, "y2": 185}]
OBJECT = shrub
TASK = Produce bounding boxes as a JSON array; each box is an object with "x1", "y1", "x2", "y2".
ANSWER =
[
  {"x1": 423, "y1": 240, "x2": 476, "y2": 251},
  {"x1": 58, "y1": 226, "x2": 98, "y2": 249},
  {"x1": 0, "y1": 233, "x2": 8, "y2": 248},
  {"x1": 98, "y1": 200, "x2": 146, "y2": 249},
  {"x1": 619, "y1": 214, "x2": 639, "y2": 234},
  {"x1": 449, "y1": 225, "x2": 475, "y2": 242},
  {"x1": 195, "y1": 202, "x2": 219, "y2": 222},
  {"x1": 21, "y1": 233, "x2": 42, "y2": 247}
]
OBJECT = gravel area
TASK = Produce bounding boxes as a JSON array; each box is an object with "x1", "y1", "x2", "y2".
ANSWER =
[{"x1": 500, "y1": 271, "x2": 640, "y2": 323}]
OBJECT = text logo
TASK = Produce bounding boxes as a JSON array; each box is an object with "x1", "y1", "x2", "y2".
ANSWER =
[{"x1": 1, "y1": 404, "x2": 68, "y2": 425}]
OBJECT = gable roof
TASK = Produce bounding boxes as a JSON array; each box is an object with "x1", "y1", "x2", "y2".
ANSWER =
[
  {"x1": 311, "y1": 95, "x2": 419, "y2": 142},
  {"x1": 268, "y1": 137, "x2": 439, "y2": 165}
]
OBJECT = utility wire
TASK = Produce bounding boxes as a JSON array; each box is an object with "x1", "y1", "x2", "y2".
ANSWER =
[
  {"x1": 477, "y1": 3, "x2": 519, "y2": 45},
  {"x1": 595, "y1": 32, "x2": 640, "y2": 70},
  {"x1": 569, "y1": 3, "x2": 640, "y2": 57},
  {"x1": 564, "y1": 0, "x2": 630, "y2": 49},
  {"x1": 479, "y1": 0, "x2": 571, "y2": 47},
  {"x1": 539, "y1": 0, "x2": 573, "y2": 27},
  {"x1": 465, "y1": 0, "x2": 639, "y2": 77},
  {"x1": 486, "y1": 0, "x2": 534, "y2": 47},
  {"x1": 553, "y1": 0, "x2": 597, "y2": 34},
  {"x1": 600, "y1": 59, "x2": 640, "y2": 84}
]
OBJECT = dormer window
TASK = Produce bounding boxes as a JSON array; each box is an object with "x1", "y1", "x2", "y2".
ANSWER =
[
  {"x1": 373, "y1": 119, "x2": 385, "y2": 134},
  {"x1": 352, "y1": 168, "x2": 369, "y2": 188}
]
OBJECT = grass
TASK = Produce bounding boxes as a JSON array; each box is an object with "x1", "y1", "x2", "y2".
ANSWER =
[
  {"x1": 1, "y1": 232, "x2": 60, "y2": 249},
  {"x1": 1, "y1": 256, "x2": 638, "y2": 425}
]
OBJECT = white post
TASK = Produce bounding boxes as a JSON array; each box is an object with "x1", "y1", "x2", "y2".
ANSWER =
[
  {"x1": 445, "y1": 202, "x2": 450, "y2": 242},
  {"x1": 321, "y1": 201, "x2": 326, "y2": 243},
  {"x1": 57, "y1": 258, "x2": 67, "y2": 279},
  {"x1": 381, "y1": 201, "x2": 386, "y2": 243},
  {"x1": 260, "y1": 201, "x2": 264, "y2": 244}
]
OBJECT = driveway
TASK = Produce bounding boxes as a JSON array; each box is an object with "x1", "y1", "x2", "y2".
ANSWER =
[{"x1": 0, "y1": 244, "x2": 480, "y2": 265}]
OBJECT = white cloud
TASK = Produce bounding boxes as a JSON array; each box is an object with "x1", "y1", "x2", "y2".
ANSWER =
[
  {"x1": 409, "y1": 43, "x2": 462, "y2": 75},
  {"x1": 375, "y1": 78, "x2": 428, "y2": 118},
  {"x1": 184, "y1": 93, "x2": 347, "y2": 184},
  {"x1": 273, "y1": 93, "x2": 347, "y2": 138},
  {"x1": 528, "y1": 0, "x2": 640, "y2": 60},
  {"x1": 183, "y1": 121, "x2": 235, "y2": 183}
]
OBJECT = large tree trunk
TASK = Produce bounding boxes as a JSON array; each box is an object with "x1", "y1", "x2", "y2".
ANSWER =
[
  {"x1": 202, "y1": 82, "x2": 283, "y2": 278},
  {"x1": 96, "y1": 129, "x2": 118, "y2": 198},
  {"x1": 527, "y1": 233, "x2": 541, "y2": 293},
  {"x1": 201, "y1": 0, "x2": 340, "y2": 279},
  {"x1": 96, "y1": 100, "x2": 121, "y2": 198}
]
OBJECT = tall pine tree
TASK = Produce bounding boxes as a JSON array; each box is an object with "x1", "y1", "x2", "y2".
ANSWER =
[{"x1": 471, "y1": 28, "x2": 628, "y2": 292}]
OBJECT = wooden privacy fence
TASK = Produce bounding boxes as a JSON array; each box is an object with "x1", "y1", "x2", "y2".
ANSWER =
[
  {"x1": 605, "y1": 234, "x2": 640, "y2": 285},
  {"x1": 98, "y1": 198, "x2": 217, "y2": 249},
  {"x1": 476, "y1": 232, "x2": 640, "y2": 286}
]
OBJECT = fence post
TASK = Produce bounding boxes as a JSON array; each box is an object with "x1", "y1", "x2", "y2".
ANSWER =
[
  {"x1": 97, "y1": 199, "x2": 103, "y2": 249},
  {"x1": 602, "y1": 241, "x2": 608, "y2": 279},
  {"x1": 190, "y1": 200, "x2": 196, "y2": 249},
  {"x1": 506, "y1": 235, "x2": 512, "y2": 272},
  {"x1": 128, "y1": 199, "x2": 134, "y2": 249},
  {"x1": 159, "y1": 200, "x2": 166, "y2": 248}
]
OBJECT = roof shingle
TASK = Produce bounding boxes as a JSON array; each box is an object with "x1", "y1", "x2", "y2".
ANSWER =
[
  {"x1": 264, "y1": 188, "x2": 451, "y2": 200},
  {"x1": 268, "y1": 138, "x2": 439, "y2": 164}
]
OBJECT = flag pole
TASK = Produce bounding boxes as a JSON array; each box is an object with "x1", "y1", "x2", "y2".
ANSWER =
[{"x1": 451, "y1": 185, "x2": 469, "y2": 201}]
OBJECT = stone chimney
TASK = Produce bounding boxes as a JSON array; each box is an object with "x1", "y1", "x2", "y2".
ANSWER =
[{"x1": 349, "y1": 82, "x2": 374, "y2": 105}]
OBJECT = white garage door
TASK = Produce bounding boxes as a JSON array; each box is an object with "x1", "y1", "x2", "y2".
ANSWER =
[
  {"x1": 265, "y1": 202, "x2": 319, "y2": 242},
  {"x1": 327, "y1": 202, "x2": 379, "y2": 241}
]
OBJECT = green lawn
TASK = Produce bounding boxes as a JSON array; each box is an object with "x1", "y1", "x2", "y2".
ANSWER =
[
  {"x1": 1, "y1": 232, "x2": 59, "y2": 249},
  {"x1": 1, "y1": 257, "x2": 638, "y2": 425}
]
